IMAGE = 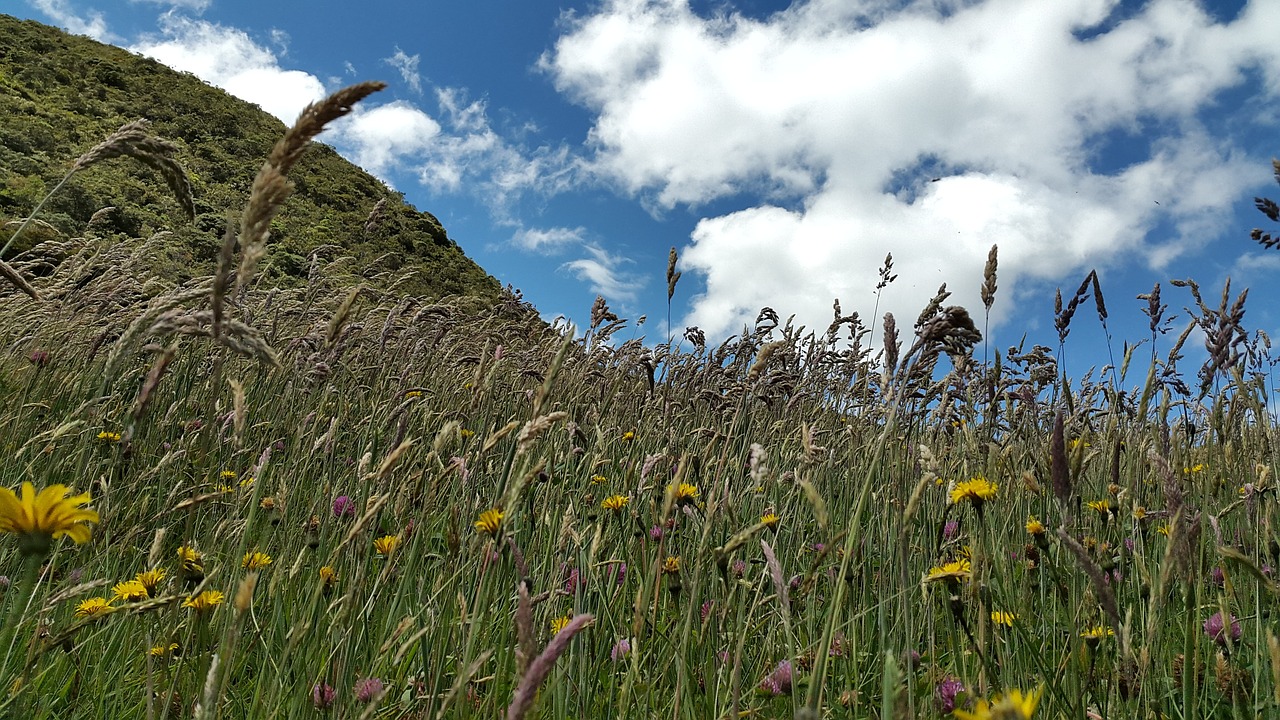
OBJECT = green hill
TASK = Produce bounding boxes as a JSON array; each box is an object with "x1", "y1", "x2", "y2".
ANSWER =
[{"x1": 0, "y1": 13, "x2": 500, "y2": 299}]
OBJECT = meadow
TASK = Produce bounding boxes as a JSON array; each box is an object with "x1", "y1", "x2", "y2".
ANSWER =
[{"x1": 0, "y1": 83, "x2": 1276, "y2": 720}]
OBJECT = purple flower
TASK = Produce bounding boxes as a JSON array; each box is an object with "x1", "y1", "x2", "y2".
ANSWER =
[
  {"x1": 354, "y1": 677, "x2": 384, "y2": 704},
  {"x1": 333, "y1": 496, "x2": 356, "y2": 518},
  {"x1": 1209, "y1": 567, "x2": 1225, "y2": 588},
  {"x1": 563, "y1": 565, "x2": 582, "y2": 596},
  {"x1": 811, "y1": 543, "x2": 826, "y2": 553},
  {"x1": 935, "y1": 676, "x2": 967, "y2": 713},
  {"x1": 649, "y1": 525, "x2": 664, "y2": 541},
  {"x1": 700, "y1": 600, "x2": 714, "y2": 623},
  {"x1": 609, "y1": 562, "x2": 627, "y2": 585},
  {"x1": 28, "y1": 350, "x2": 49, "y2": 368},
  {"x1": 758, "y1": 660, "x2": 793, "y2": 696},
  {"x1": 731, "y1": 559, "x2": 746, "y2": 578},
  {"x1": 312, "y1": 683, "x2": 336, "y2": 710},
  {"x1": 1204, "y1": 612, "x2": 1242, "y2": 646},
  {"x1": 943, "y1": 520, "x2": 960, "y2": 540},
  {"x1": 611, "y1": 638, "x2": 631, "y2": 661}
]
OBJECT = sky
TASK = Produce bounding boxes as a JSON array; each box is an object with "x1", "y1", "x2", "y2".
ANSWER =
[{"x1": 13, "y1": 0, "x2": 1280, "y2": 380}]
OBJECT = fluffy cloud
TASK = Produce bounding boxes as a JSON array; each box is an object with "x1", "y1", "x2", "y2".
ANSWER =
[
  {"x1": 130, "y1": 15, "x2": 326, "y2": 124},
  {"x1": 384, "y1": 47, "x2": 423, "y2": 94},
  {"x1": 513, "y1": 226, "x2": 586, "y2": 252},
  {"x1": 542, "y1": 0, "x2": 1280, "y2": 340},
  {"x1": 562, "y1": 243, "x2": 644, "y2": 303},
  {"x1": 339, "y1": 101, "x2": 441, "y2": 176}
]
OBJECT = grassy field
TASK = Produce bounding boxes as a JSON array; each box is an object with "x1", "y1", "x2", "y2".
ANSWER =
[{"x1": 0, "y1": 85, "x2": 1277, "y2": 720}]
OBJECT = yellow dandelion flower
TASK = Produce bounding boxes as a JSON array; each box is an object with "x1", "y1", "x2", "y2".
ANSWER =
[
  {"x1": 953, "y1": 686, "x2": 1042, "y2": 720},
  {"x1": 112, "y1": 580, "x2": 149, "y2": 602},
  {"x1": 621, "y1": 431, "x2": 635, "y2": 442},
  {"x1": 924, "y1": 558, "x2": 972, "y2": 584},
  {"x1": 0, "y1": 482, "x2": 99, "y2": 555},
  {"x1": 601, "y1": 495, "x2": 630, "y2": 511},
  {"x1": 215, "y1": 484, "x2": 233, "y2": 494},
  {"x1": 1085, "y1": 499, "x2": 1111, "y2": 516},
  {"x1": 591, "y1": 474, "x2": 608, "y2": 485},
  {"x1": 374, "y1": 534, "x2": 401, "y2": 557},
  {"x1": 177, "y1": 546, "x2": 204, "y2": 571},
  {"x1": 220, "y1": 470, "x2": 237, "y2": 481},
  {"x1": 474, "y1": 508, "x2": 503, "y2": 536},
  {"x1": 668, "y1": 482, "x2": 699, "y2": 506},
  {"x1": 319, "y1": 566, "x2": 338, "y2": 589},
  {"x1": 134, "y1": 568, "x2": 166, "y2": 595},
  {"x1": 460, "y1": 428, "x2": 476, "y2": 439},
  {"x1": 96, "y1": 431, "x2": 121, "y2": 442},
  {"x1": 949, "y1": 477, "x2": 998, "y2": 506},
  {"x1": 991, "y1": 611, "x2": 1016, "y2": 627},
  {"x1": 663, "y1": 556, "x2": 681, "y2": 574},
  {"x1": 1025, "y1": 516, "x2": 1045, "y2": 536},
  {"x1": 242, "y1": 551, "x2": 273, "y2": 570},
  {"x1": 550, "y1": 615, "x2": 571, "y2": 634},
  {"x1": 1156, "y1": 523, "x2": 1171, "y2": 537},
  {"x1": 1132, "y1": 505, "x2": 1146, "y2": 520},
  {"x1": 239, "y1": 477, "x2": 254, "y2": 490},
  {"x1": 761, "y1": 512, "x2": 780, "y2": 529},
  {"x1": 74, "y1": 597, "x2": 113, "y2": 618},
  {"x1": 182, "y1": 590, "x2": 225, "y2": 613},
  {"x1": 149, "y1": 643, "x2": 180, "y2": 658},
  {"x1": 1081, "y1": 625, "x2": 1114, "y2": 641},
  {"x1": 1070, "y1": 438, "x2": 1090, "y2": 450},
  {"x1": 404, "y1": 390, "x2": 422, "y2": 399},
  {"x1": 1184, "y1": 463, "x2": 1206, "y2": 474}
]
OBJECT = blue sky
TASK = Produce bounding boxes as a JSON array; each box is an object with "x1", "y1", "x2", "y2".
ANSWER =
[{"x1": 14, "y1": 0, "x2": 1280, "y2": 379}]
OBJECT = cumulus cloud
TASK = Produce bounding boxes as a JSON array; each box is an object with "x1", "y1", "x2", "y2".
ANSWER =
[
  {"x1": 130, "y1": 15, "x2": 326, "y2": 124},
  {"x1": 513, "y1": 226, "x2": 586, "y2": 252},
  {"x1": 542, "y1": 0, "x2": 1280, "y2": 341},
  {"x1": 28, "y1": 0, "x2": 112, "y2": 41},
  {"x1": 131, "y1": 0, "x2": 212, "y2": 11},
  {"x1": 384, "y1": 46, "x2": 423, "y2": 94},
  {"x1": 339, "y1": 101, "x2": 441, "y2": 176}
]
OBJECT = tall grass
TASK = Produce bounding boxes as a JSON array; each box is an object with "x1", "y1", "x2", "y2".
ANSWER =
[{"x1": 0, "y1": 91, "x2": 1276, "y2": 719}]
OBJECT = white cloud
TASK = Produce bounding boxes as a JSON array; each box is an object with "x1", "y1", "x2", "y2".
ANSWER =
[
  {"x1": 269, "y1": 28, "x2": 289, "y2": 55},
  {"x1": 131, "y1": 0, "x2": 212, "y2": 11},
  {"x1": 542, "y1": 0, "x2": 1280, "y2": 341},
  {"x1": 130, "y1": 15, "x2": 326, "y2": 124},
  {"x1": 513, "y1": 226, "x2": 586, "y2": 252},
  {"x1": 561, "y1": 243, "x2": 644, "y2": 303},
  {"x1": 29, "y1": 0, "x2": 112, "y2": 41},
  {"x1": 338, "y1": 101, "x2": 441, "y2": 176},
  {"x1": 384, "y1": 46, "x2": 423, "y2": 94}
]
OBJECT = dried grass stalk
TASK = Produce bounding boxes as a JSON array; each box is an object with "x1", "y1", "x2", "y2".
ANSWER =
[
  {"x1": 1058, "y1": 528, "x2": 1121, "y2": 630},
  {"x1": 980, "y1": 244, "x2": 998, "y2": 311},
  {"x1": 506, "y1": 614, "x2": 594, "y2": 720}
]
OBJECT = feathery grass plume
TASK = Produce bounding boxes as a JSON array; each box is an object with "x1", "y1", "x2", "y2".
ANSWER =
[
  {"x1": 237, "y1": 81, "x2": 386, "y2": 292},
  {"x1": 1058, "y1": 528, "x2": 1121, "y2": 630},
  {"x1": 130, "y1": 342, "x2": 177, "y2": 421},
  {"x1": 980, "y1": 245, "x2": 998, "y2": 311},
  {"x1": 882, "y1": 312, "x2": 899, "y2": 378},
  {"x1": 363, "y1": 197, "x2": 388, "y2": 236},
  {"x1": 666, "y1": 247, "x2": 681, "y2": 301},
  {"x1": 748, "y1": 341, "x2": 785, "y2": 382},
  {"x1": 914, "y1": 284, "x2": 951, "y2": 331},
  {"x1": 515, "y1": 582, "x2": 535, "y2": 680},
  {"x1": 326, "y1": 286, "x2": 363, "y2": 347},
  {"x1": 1189, "y1": 279, "x2": 1249, "y2": 397},
  {"x1": 1054, "y1": 273, "x2": 1094, "y2": 345},
  {"x1": 1250, "y1": 158, "x2": 1280, "y2": 248},
  {"x1": 506, "y1": 614, "x2": 594, "y2": 720},
  {"x1": 876, "y1": 253, "x2": 898, "y2": 290},
  {"x1": 516, "y1": 412, "x2": 567, "y2": 455},
  {"x1": 1051, "y1": 409, "x2": 1071, "y2": 506},
  {"x1": 211, "y1": 220, "x2": 237, "y2": 338}
]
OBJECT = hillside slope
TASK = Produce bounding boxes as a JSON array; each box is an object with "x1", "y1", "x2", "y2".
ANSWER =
[{"x1": 0, "y1": 14, "x2": 500, "y2": 300}]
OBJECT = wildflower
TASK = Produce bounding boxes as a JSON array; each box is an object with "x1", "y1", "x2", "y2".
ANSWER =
[
  {"x1": 259, "y1": 496, "x2": 276, "y2": 511},
  {"x1": 178, "y1": 546, "x2": 204, "y2": 572},
  {"x1": 668, "y1": 482, "x2": 699, "y2": 506},
  {"x1": 924, "y1": 558, "x2": 972, "y2": 584},
  {"x1": 663, "y1": 556, "x2": 681, "y2": 574},
  {"x1": 621, "y1": 430, "x2": 635, "y2": 442},
  {"x1": 611, "y1": 637, "x2": 632, "y2": 661},
  {"x1": 991, "y1": 611, "x2": 1016, "y2": 627},
  {"x1": 608, "y1": 562, "x2": 627, "y2": 585},
  {"x1": 1132, "y1": 506, "x2": 1147, "y2": 520},
  {"x1": 134, "y1": 568, "x2": 166, "y2": 595},
  {"x1": 149, "y1": 643, "x2": 180, "y2": 658},
  {"x1": 74, "y1": 597, "x2": 112, "y2": 618},
  {"x1": 220, "y1": 470, "x2": 237, "y2": 481},
  {"x1": 731, "y1": 558, "x2": 746, "y2": 577},
  {"x1": 953, "y1": 686, "x2": 1042, "y2": 720},
  {"x1": 935, "y1": 676, "x2": 968, "y2": 714},
  {"x1": 1025, "y1": 516, "x2": 1045, "y2": 536},
  {"x1": 602, "y1": 495, "x2": 630, "y2": 512},
  {"x1": 374, "y1": 535, "x2": 400, "y2": 557},
  {"x1": 1204, "y1": 612, "x2": 1241, "y2": 646},
  {"x1": 319, "y1": 566, "x2": 338, "y2": 591},
  {"x1": 950, "y1": 477, "x2": 998, "y2": 507},
  {"x1": 563, "y1": 566, "x2": 582, "y2": 595},
  {"x1": 29, "y1": 349, "x2": 49, "y2": 367},
  {"x1": 354, "y1": 677, "x2": 384, "y2": 704},
  {"x1": 758, "y1": 660, "x2": 793, "y2": 696},
  {"x1": 312, "y1": 683, "x2": 337, "y2": 710},
  {"x1": 1081, "y1": 626, "x2": 1114, "y2": 647},
  {"x1": 1086, "y1": 499, "x2": 1112, "y2": 517},
  {"x1": 242, "y1": 551, "x2": 273, "y2": 570},
  {"x1": 333, "y1": 495, "x2": 356, "y2": 518},
  {"x1": 943, "y1": 519, "x2": 959, "y2": 539},
  {"x1": 1185, "y1": 463, "x2": 1206, "y2": 474},
  {"x1": 761, "y1": 512, "x2": 780, "y2": 529},
  {"x1": 96, "y1": 431, "x2": 120, "y2": 442},
  {"x1": 474, "y1": 508, "x2": 503, "y2": 536},
  {"x1": 649, "y1": 525, "x2": 664, "y2": 541},
  {"x1": 0, "y1": 482, "x2": 99, "y2": 556},
  {"x1": 239, "y1": 477, "x2": 255, "y2": 490},
  {"x1": 459, "y1": 428, "x2": 475, "y2": 439},
  {"x1": 1070, "y1": 438, "x2": 1090, "y2": 450},
  {"x1": 550, "y1": 615, "x2": 571, "y2": 634},
  {"x1": 112, "y1": 580, "x2": 148, "y2": 602},
  {"x1": 591, "y1": 474, "x2": 608, "y2": 485},
  {"x1": 404, "y1": 390, "x2": 422, "y2": 399},
  {"x1": 182, "y1": 590, "x2": 224, "y2": 613},
  {"x1": 1157, "y1": 523, "x2": 1171, "y2": 537}
]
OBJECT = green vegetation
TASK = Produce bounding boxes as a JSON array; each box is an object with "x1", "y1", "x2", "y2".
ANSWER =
[{"x1": 0, "y1": 14, "x2": 499, "y2": 299}]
